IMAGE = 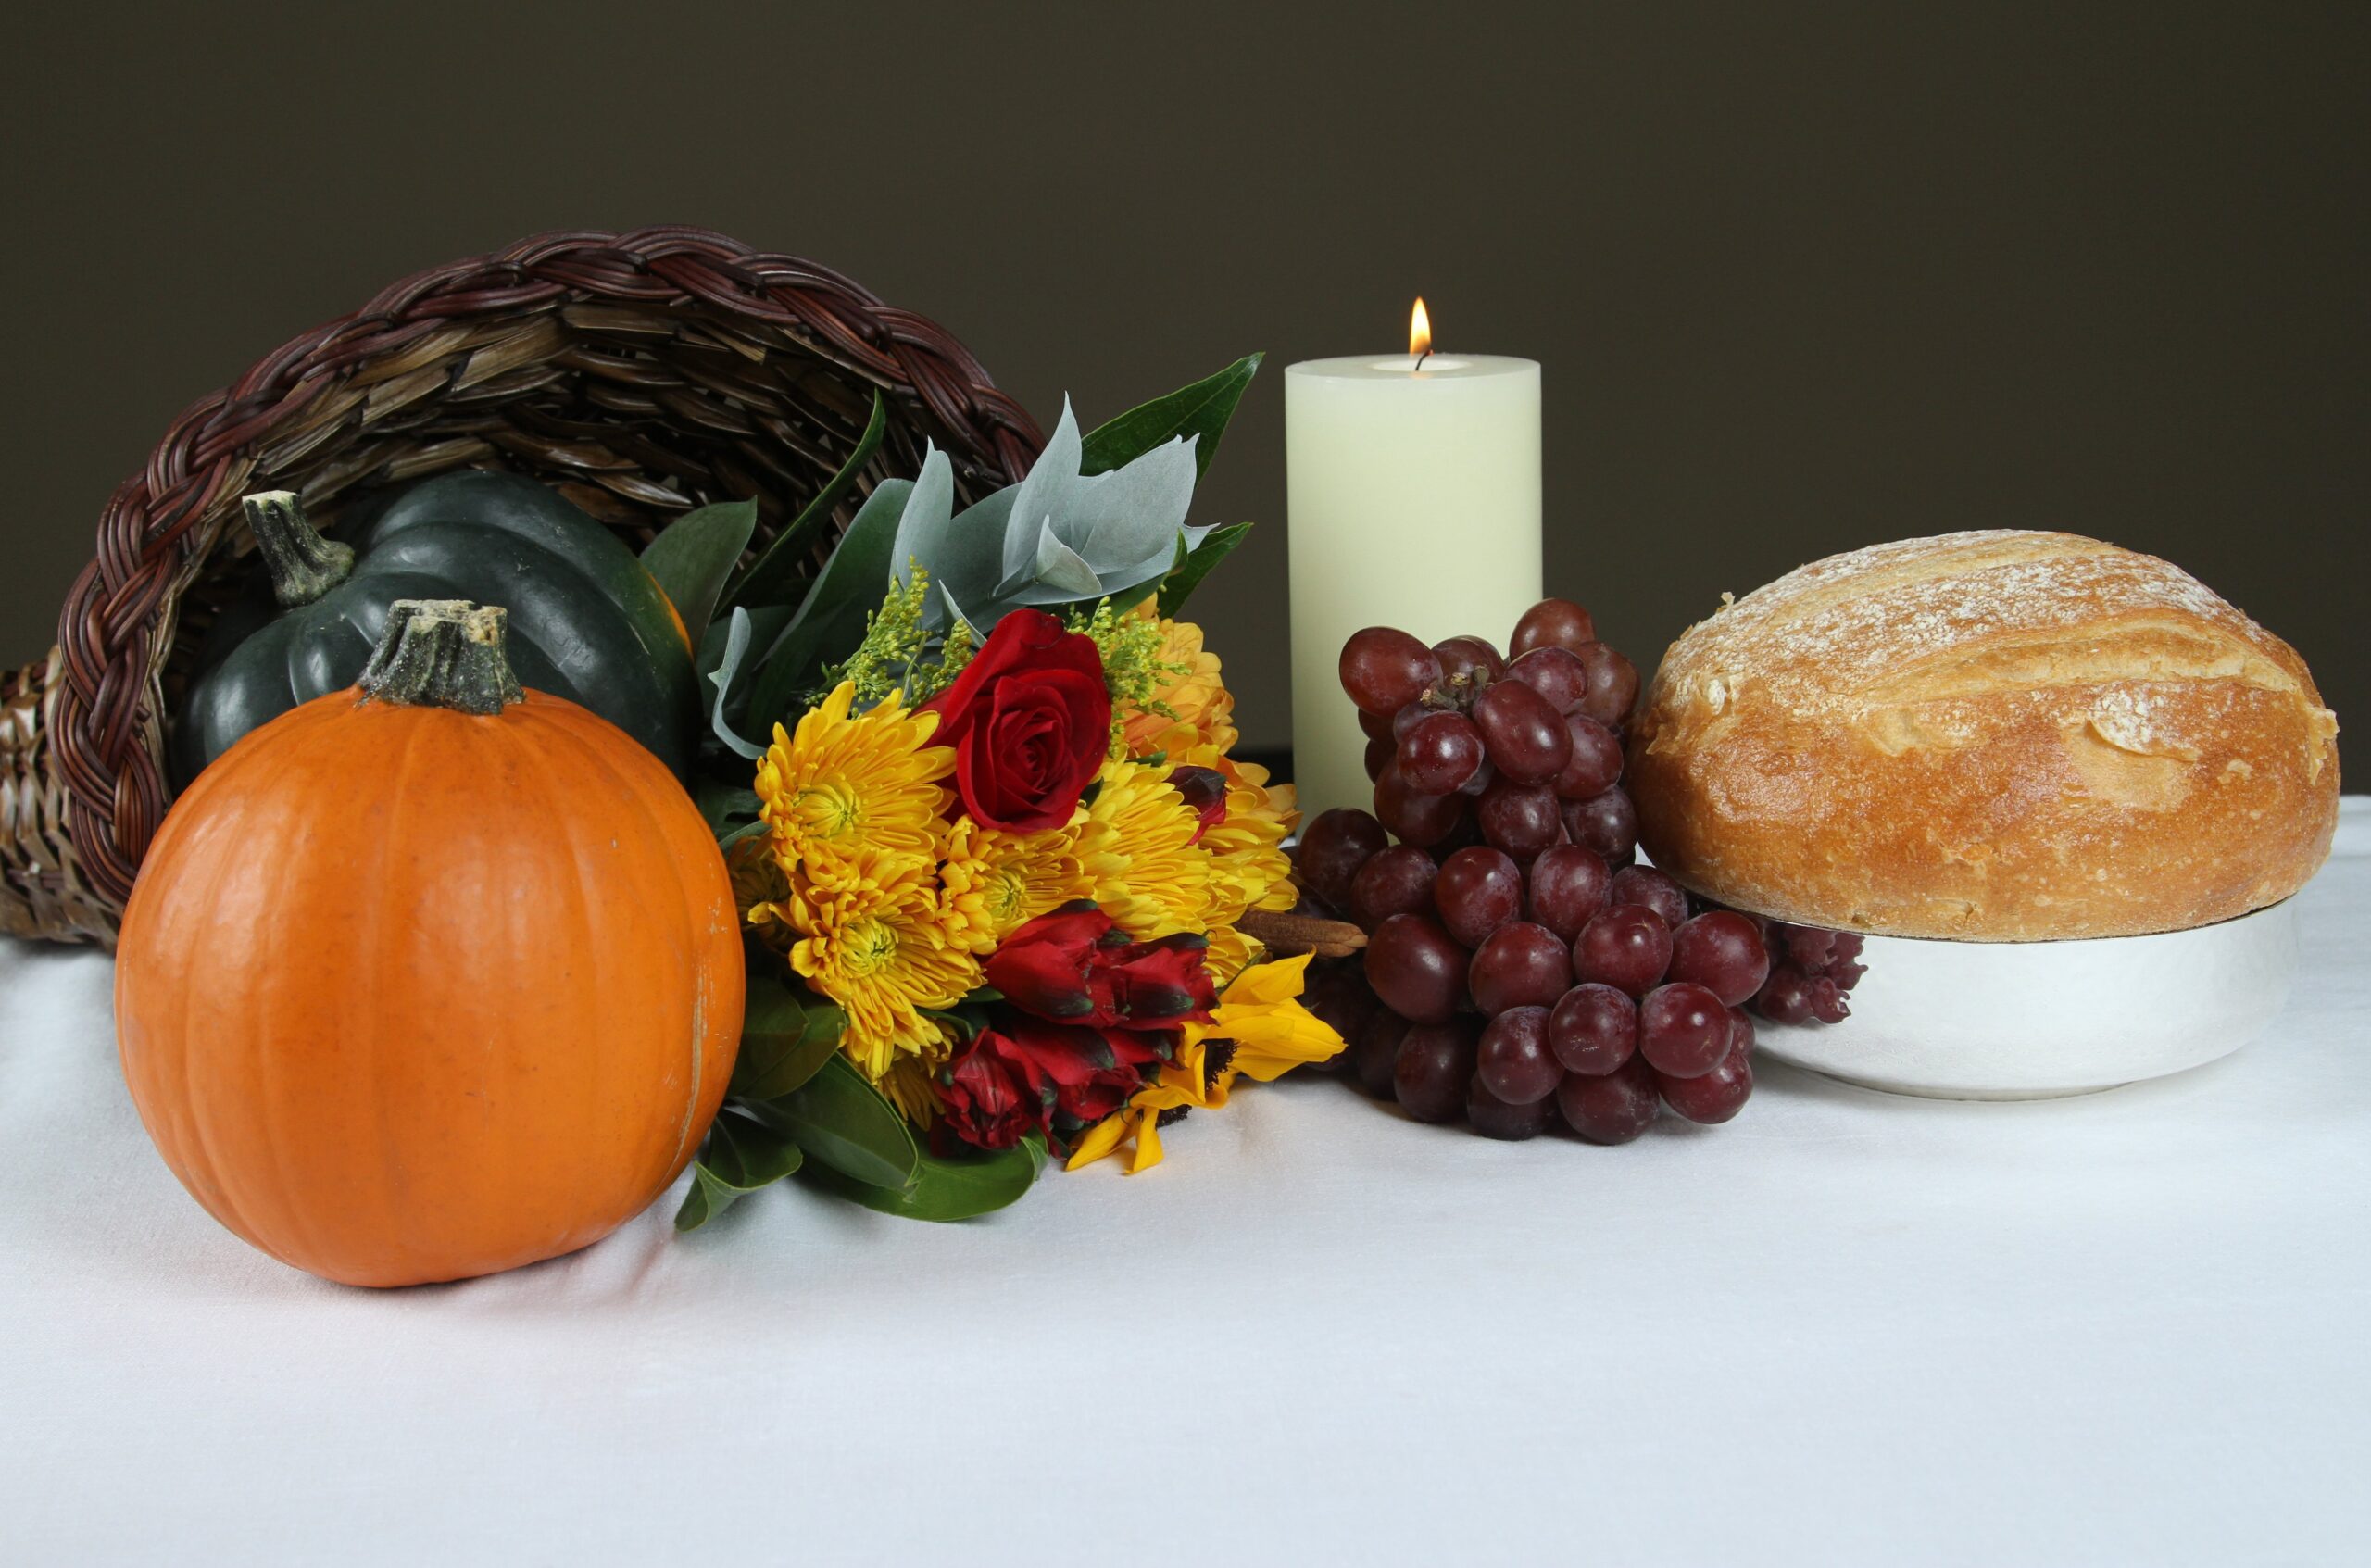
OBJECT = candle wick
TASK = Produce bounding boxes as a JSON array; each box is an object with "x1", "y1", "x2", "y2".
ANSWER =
[{"x1": 1411, "y1": 349, "x2": 1433, "y2": 373}]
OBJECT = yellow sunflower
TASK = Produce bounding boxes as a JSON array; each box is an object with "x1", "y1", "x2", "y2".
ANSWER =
[
  {"x1": 938, "y1": 813, "x2": 1091, "y2": 954},
  {"x1": 1072, "y1": 756, "x2": 1212, "y2": 938},
  {"x1": 784, "y1": 852, "x2": 981, "y2": 1079},
  {"x1": 1066, "y1": 953, "x2": 1347, "y2": 1173},
  {"x1": 754, "y1": 681, "x2": 953, "y2": 878}
]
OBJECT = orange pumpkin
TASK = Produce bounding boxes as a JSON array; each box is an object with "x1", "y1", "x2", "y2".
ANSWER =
[{"x1": 117, "y1": 599, "x2": 744, "y2": 1287}]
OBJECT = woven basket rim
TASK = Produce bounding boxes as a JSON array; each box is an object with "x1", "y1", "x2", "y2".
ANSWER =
[{"x1": 8, "y1": 225, "x2": 1046, "y2": 945}]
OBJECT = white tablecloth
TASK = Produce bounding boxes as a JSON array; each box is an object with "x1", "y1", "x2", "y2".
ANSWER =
[{"x1": 5, "y1": 802, "x2": 2366, "y2": 1566}]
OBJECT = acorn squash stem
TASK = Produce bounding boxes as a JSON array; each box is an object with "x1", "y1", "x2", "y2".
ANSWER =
[
  {"x1": 243, "y1": 490, "x2": 355, "y2": 607},
  {"x1": 357, "y1": 600, "x2": 524, "y2": 715}
]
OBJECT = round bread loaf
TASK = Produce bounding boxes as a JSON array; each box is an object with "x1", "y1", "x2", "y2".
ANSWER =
[{"x1": 1628, "y1": 531, "x2": 2340, "y2": 940}]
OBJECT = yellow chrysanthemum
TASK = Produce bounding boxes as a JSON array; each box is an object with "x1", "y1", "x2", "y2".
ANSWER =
[
  {"x1": 1073, "y1": 757, "x2": 1212, "y2": 938},
  {"x1": 727, "y1": 834, "x2": 797, "y2": 952},
  {"x1": 1120, "y1": 617, "x2": 1235, "y2": 763},
  {"x1": 1066, "y1": 953, "x2": 1347, "y2": 1174},
  {"x1": 754, "y1": 681, "x2": 953, "y2": 878},
  {"x1": 938, "y1": 813, "x2": 1091, "y2": 954},
  {"x1": 880, "y1": 1046, "x2": 949, "y2": 1127},
  {"x1": 1202, "y1": 772, "x2": 1298, "y2": 921},
  {"x1": 785, "y1": 854, "x2": 980, "y2": 1079}
]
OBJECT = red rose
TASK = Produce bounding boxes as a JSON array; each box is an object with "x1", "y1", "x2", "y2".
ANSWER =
[
  {"x1": 923, "y1": 608, "x2": 1110, "y2": 832},
  {"x1": 940, "y1": 1017, "x2": 1171, "y2": 1152}
]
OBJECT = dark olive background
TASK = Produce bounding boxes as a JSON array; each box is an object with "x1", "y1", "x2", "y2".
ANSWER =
[{"x1": 3, "y1": 5, "x2": 2363, "y2": 766}]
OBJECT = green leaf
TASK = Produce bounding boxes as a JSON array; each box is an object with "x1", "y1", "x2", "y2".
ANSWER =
[
  {"x1": 1157, "y1": 521, "x2": 1254, "y2": 618},
  {"x1": 641, "y1": 499, "x2": 759, "y2": 652},
  {"x1": 744, "y1": 479, "x2": 911, "y2": 732},
  {"x1": 799, "y1": 1134, "x2": 1046, "y2": 1223},
  {"x1": 729, "y1": 977, "x2": 849, "y2": 1101},
  {"x1": 724, "y1": 390, "x2": 889, "y2": 613},
  {"x1": 697, "y1": 783, "x2": 761, "y2": 834},
  {"x1": 1081, "y1": 353, "x2": 1262, "y2": 483},
  {"x1": 673, "y1": 1110, "x2": 804, "y2": 1232},
  {"x1": 755, "y1": 1053, "x2": 920, "y2": 1191}
]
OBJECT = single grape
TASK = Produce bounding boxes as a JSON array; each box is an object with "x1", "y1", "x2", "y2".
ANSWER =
[
  {"x1": 1526, "y1": 844, "x2": 1612, "y2": 940},
  {"x1": 1469, "y1": 922, "x2": 1572, "y2": 1015},
  {"x1": 1639, "y1": 982, "x2": 1730, "y2": 1078},
  {"x1": 1363, "y1": 913, "x2": 1471, "y2": 1024},
  {"x1": 1726, "y1": 1006, "x2": 1756, "y2": 1057},
  {"x1": 1552, "y1": 714, "x2": 1625, "y2": 799},
  {"x1": 1340, "y1": 626, "x2": 1441, "y2": 716},
  {"x1": 1468, "y1": 1076, "x2": 1554, "y2": 1139},
  {"x1": 1350, "y1": 1008, "x2": 1411, "y2": 1098},
  {"x1": 1667, "y1": 910, "x2": 1771, "y2": 1007},
  {"x1": 1557, "y1": 1057, "x2": 1660, "y2": 1144},
  {"x1": 1574, "y1": 641, "x2": 1641, "y2": 729},
  {"x1": 1432, "y1": 634, "x2": 1506, "y2": 688},
  {"x1": 1808, "y1": 977, "x2": 1851, "y2": 1024},
  {"x1": 1549, "y1": 983, "x2": 1637, "y2": 1074},
  {"x1": 1296, "y1": 808, "x2": 1386, "y2": 910},
  {"x1": 1511, "y1": 597, "x2": 1598, "y2": 657},
  {"x1": 1300, "y1": 961, "x2": 1380, "y2": 1046},
  {"x1": 1608, "y1": 865, "x2": 1688, "y2": 930},
  {"x1": 1434, "y1": 845, "x2": 1524, "y2": 948},
  {"x1": 1363, "y1": 735, "x2": 1394, "y2": 782},
  {"x1": 1755, "y1": 966, "x2": 1814, "y2": 1024},
  {"x1": 1574, "y1": 904, "x2": 1673, "y2": 997},
  {"x1": 1471, "y1": 679, "x2": 1571, "y2": 784},
  {"x1": 1459, "y1": 756, "x2": 1497, "y2": 797},
  {"x1": 1398, "y1": 711, "x2": 1487, "y2": 794},
  {"x1": 1562, "y1": 788, "x2": 1639, "y2": 861},
  {"x1": 1394, "y1": 1020, "x2": 1480, "y2": 1123},
  {"x1": 1357, "y1": 707, "x2": 1395, "y2": 742},
  {"x1": 1476, "y1": 778, "x2": 1563, "y2": 859},
  {"x1": 1784, "y1": 925, "x2": 1838, "y2": 970},
  {"x1": 1392, "y1": 698, "x2": 1443, "y2": 740},
  {"x1": 1657, "y1": 1040, "x2": 1753, "y2": 1124},
  {"x1": 1503, "y1": 646, "x2": 1592, "y2": 716},
  {"x1": 1374, "y1": 762, "x2": 1467, "y2": 847},
  {"x1": 1349, "y1": 845, "x2": 1439, "y2": 932},
  {"x1": 1476, "y1": 1006, "x2": 1562, "y2": 1104}
]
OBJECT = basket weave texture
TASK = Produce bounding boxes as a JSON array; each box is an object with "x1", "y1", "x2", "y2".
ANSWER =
[{"x1": 4, "y1": 226, "x2": 1045, "y2": 946}]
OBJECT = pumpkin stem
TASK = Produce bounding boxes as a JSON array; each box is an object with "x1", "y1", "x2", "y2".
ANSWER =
[
  {"x1": 244, "y1": 490, "x2": 356, "y2": 608},
  {"x1": 357, "y1": 599, "x2": 525, "y2": 716}
]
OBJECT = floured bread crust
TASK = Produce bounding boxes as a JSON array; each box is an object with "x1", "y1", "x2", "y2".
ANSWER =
[{"x1": 1628, "y1": 531, "x2": 2340, "y2": 940}]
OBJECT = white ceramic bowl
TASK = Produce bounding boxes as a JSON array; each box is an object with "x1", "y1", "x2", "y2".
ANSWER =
[{"x1": 1753, "y1": 899, "x2": 2301, "y2": 1099}]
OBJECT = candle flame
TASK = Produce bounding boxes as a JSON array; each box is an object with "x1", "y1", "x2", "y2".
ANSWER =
[{"x1": 1409, "y1": 297, "x2": 1432, "y2": 358}]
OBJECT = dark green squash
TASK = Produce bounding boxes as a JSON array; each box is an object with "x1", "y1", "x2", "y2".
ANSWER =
[{"x1": 173, "y1": 471, "x2": 699, "y2": 784}]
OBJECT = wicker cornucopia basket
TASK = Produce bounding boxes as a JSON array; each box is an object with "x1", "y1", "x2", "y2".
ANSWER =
[{"x1": 0, "y1": 227, "x2": 1046, "y2": 946}]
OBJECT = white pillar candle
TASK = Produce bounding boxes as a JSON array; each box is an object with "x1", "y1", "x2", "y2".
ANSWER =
[{"x1": 1285, "y1": 344, "x2": 1542, "y2": 819}]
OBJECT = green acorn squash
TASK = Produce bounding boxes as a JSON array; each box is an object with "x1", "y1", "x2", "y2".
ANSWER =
[{"x1": 173, "y1": 471, "x2": 699, "y2": 784}]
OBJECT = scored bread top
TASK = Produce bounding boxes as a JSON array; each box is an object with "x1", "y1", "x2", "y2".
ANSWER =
[{"x1": 1629, "y1": 531, "x2": 2340, "y2": 940}]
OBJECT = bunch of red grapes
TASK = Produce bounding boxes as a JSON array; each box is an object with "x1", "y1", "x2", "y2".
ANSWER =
[{"x1": 1295, "y1": 598, "x2": 1863, "y2": 1144}]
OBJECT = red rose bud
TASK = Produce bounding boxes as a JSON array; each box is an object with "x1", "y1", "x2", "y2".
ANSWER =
[
  {"x1": 1091, "y1": 931, "x2": 1216, "y2": 1029},
  {"x1": 940, "y1": 1030, "x2": 1052, "y2": 1151},
  {"x1": 923, "y1": 608, "x2": 1111, "y2": 833},
  {"x1": 1168, "y1": 765, "x2": 1229, "y2": 844},
  {"x1": 983, "y1": 903, "x2": 1114, "y2": 1020}
]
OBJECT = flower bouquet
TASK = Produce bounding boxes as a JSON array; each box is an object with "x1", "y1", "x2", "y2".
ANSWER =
[{"x1": 646, "y1": 357, "x2": 1346, "y2": 1224}]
